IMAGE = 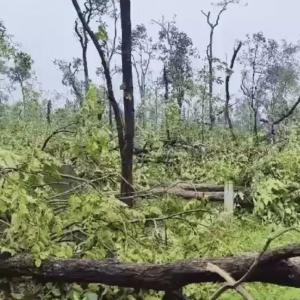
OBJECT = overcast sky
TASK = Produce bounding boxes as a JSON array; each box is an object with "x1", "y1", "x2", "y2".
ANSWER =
[{"x1": 0, "y1": 0, "x2": 300, "y2": 102}]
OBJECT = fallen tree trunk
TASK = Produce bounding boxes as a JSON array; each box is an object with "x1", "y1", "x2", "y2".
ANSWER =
[
  {"x1": 176, "y1": 183, "x2": 225, "y2": 192},
  {"x1": 150, "y1": 183, "x2": 243, "y2": 202},
  {"x1": 155, "y1": 188, "x2": 225, "y2": 201},
  {"x1": 1, "y1": 244, "x2": 300, "y2": 290}
]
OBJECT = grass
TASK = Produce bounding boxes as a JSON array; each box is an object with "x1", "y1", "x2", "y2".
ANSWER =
[{"x1": 180, "y1": 212, "x2": 300, "y2": 299}]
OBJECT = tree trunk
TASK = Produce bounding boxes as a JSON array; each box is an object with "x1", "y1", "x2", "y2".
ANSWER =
[
  {"x1": 75, "y1": 19, "x2": 90, "y2": 102},
  {"x1": 1, "y1": 245, "x2": 300, "y2": 289},
  {"x1": 71, "y1": 0, "x2": 128, "y2": 205},
  {"x1": 163, "y1": 65, "x2": 171, "y2": 140},
  {"x1": 19, "y1": 80, "x2": 26, "y2": 114},
  {"x1": 225, "y1": 42, "x2": 242, "y2": 141},
  {"x1": 208, "y1": 31, "x2": 215, "y2": 130},
  {"x1": 82, "y1": 39, "x2": 89, "y2": 95},
  {"x1": 46, "y1": 100, "x2": 52, "y2": 125},
  {"x1": 119, "y1": 0, "x2": 135, "y2": 207},
  {"x1": 253, "y1": 109, "x2": 258, "y2": 145}
]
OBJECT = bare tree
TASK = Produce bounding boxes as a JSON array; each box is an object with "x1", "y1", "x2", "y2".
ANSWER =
[
  {"x1": 74, "y1": 4, "x2": 92, "y2": 96},
  {"x1": 224, "y1": 41, "x2": 242, "y2": 140},
  {"x1": 202, "y1": 0, "x2": 239, "y2": 129},
  {"x1": 240, "y1": 33, "x2": 267, "y2": 144},
  {"x1": 132, "y1": 24, "x2": 157, "y2": 126}
]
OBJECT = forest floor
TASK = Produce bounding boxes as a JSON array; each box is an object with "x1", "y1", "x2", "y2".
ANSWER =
[{"x1": 156, "y1": 202, "x2": 300, "y2": 300}]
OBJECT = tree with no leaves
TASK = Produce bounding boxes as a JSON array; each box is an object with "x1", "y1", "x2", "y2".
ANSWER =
[
  {"x1": 202, "y1": 0, "x2": 240, "y2": 129},
  {"x1": 132, "y1": 23, "x2": 157, "y2": 127}
]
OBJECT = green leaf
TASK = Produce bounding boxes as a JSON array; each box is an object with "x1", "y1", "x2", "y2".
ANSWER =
[
  {"x1": 35, "y1": 258, "x2": 42, "y2": 267},
  {"x1": 96, "y1": 26, "x2": 108, "y2": 42},
  {"x1": 84, "y1": 292, "x2": 98, "y2": 300}
]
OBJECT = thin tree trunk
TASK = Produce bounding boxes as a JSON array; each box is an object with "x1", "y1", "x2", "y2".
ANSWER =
[
  {"x1": 208, "y1": 31, "x2": 215, "y2": 130},
  {"x1": 225, "y1": 42, "x2": 242, "y2": 141},
  {"x1": 163, "y1": 65, "x2": 171, "y2": 140},
  {"x1": 109, "y1": 101, "x2": 113, "y2": 129},
  {"x1": 19, "y1": 80, "x2": 26, "y2": 114},
  {"x1": 119, "y1": 0, "x2": 135, "y2": 206},
  {"x1": 201, "y1": 93, "x2": 205, "y2": 144},
  {"x1": 75, "y1": 20, "x2": 90, "y2": 101},
  {"x1": 155, "y1": 85, "x2": 158, "y2": 129},
  {"x1": 71, "y1": 0, "x2": 130, "y2": 205},
  {"x1": 202, "y1": 6, "x2": 229, "y2": 129},
  {"x1": 46, "y1": 100, "x2": 52, "y2": 125},
  {"x1": 82, "y1": 40, "x2": 89, "y2": 95},
  {"x1": 253, "y1": 109, "x2": 258, "y2": 145}
]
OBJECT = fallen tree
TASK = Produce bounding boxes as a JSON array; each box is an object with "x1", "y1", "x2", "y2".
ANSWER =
[
  {"x1": 150, "y1": 183, "x2": 243, "y2": 202},
  {"x1": 1, "y1": 244, "x2": 300, "y2": 291}
]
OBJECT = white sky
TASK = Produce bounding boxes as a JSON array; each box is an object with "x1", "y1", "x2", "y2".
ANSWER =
[{"x1": 0, "y1": 0, "x2": 299, "y2": 102}]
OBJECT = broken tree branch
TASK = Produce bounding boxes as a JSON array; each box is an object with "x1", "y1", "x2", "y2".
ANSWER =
[
  {"x1": 41, "y1": 124, "x2": 76, "y2": 151},
  {"x1": 207, "y1": 263, "x2": 253, "y2": 300},
  {"x1": 210, "y1": 228, "x2": 300, "y2": 299},
  {"x1": 273, "y1": 96, "x2": 300, "y2": 125}
]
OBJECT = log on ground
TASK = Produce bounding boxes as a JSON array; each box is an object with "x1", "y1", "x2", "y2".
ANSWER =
[{"x1": 0, "y1": 245, "x2": 300, "y2": 290}]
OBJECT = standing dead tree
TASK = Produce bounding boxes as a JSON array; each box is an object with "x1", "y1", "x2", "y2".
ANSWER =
[
  {"x1": 74, "y1": 2, "x2": 93, "y2": 96},
  {"x1": 240, "y1": 33, "x2": 265, "y2": 145},
  {"x1": 94, "y1": 0, "x2": 119, "y2": 130},
  {"x1": 132, "y1": 24, "x2": 157, "y2": 127},
  {"x1": 224, "y1": 41, "x2": 242, "y2": 140},
  {"x1": 202, "y1": 0, "x2": 239, "y2": 129}
]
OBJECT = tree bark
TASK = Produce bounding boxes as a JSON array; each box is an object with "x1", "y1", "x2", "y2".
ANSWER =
[
  {"x1": 208, "y1": 30, "x2": 215, "y2": 130},
  {"x1": 253, "y1": 109, "x2": 258, "y2": 145},
  {"x1": 82, "y1": 40, "x2": 89, "y2": 95},
  {"x1": 46, "y1": 100, "x2": 52, "y2": 125},
  {"x1": 163, "y1": 65, "x2": 171, "y2": 140},
  {"x1": 75, "y1": 20, "x2": 90, "y2": 97},
  {"x1": 119, "y1": 0, "x2": 135, "y2": 206},
  {"x1": 202, "y1": 5, "x2": 229, "y2": 129},
  {"x1": 72, "y1": 0, "x2": 139, "y2": 206},
  {"x1": 1, "y1": 245, "x2": 300, "y2": 290},
  {"x1": 225, "y1": 42, "x2": 242, "y2": 141},
  {"x1": 149, "y1": 183, "x2": 243, "y2": 202},
  {"x1": 71, "y1": 0, "x2": 124, "y2": 149}
]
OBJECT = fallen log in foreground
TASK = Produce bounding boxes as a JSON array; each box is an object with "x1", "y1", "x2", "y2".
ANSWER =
[{"x1": 1, "y1": 244, "x2": 300, "y2": 290}]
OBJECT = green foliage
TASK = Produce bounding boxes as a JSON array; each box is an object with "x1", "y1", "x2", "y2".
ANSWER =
[
  {"x1": 2, "y1": 8, "x2": 300, "y2": 299},
  {"x1": 253, "y1": 139, "x2": 300, "y2": 224},
  {"x1": 9, "y1": 51, "x2": 33, "y2": 85},
  {"x1": 96, "y1": 26, "x2": 108, "y2": 42}
]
